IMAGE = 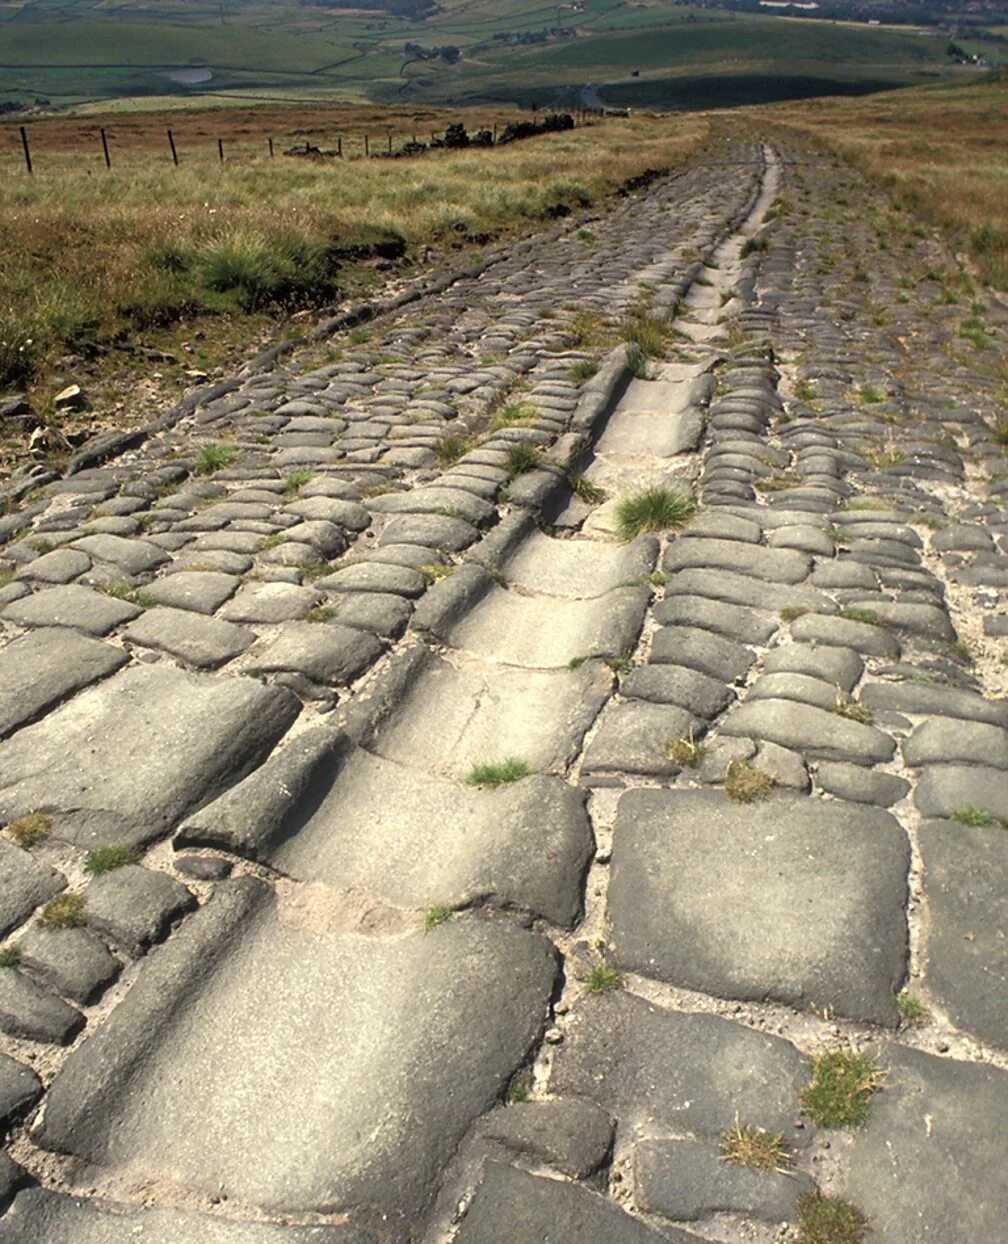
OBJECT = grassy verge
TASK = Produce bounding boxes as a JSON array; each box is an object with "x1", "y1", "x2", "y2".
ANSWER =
[
  {"x1": 0, "y1": 106, "x2": 708, "y2": 445},
  {"x1": 763, "y1": 77, "x2": 1008, "y2": 289}
]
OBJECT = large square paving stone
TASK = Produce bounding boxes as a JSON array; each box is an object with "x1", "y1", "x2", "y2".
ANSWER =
[
  {"x1": 609, "y1": 789, "x2": 909, "y2": 1025},
  {"x1": 0, "y1": 628, "x2": 127, "y2": 739},
  {"x1": 839, "y1": 1046, "x2": 1008, "y2": 1242},
  {"x1": 0, "y1": 666, "x2": 299, "y2": 848},
  {"x1": 35, "y1": 878, "x2": 557, "y2": 1226}
]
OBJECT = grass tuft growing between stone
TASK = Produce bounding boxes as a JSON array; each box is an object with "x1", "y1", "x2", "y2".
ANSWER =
[
  {"x1": 282, "y1": 469, "x2": 315, "y2": 495},
  {"x1": 797, "y1": 1191, "x2": 868, "y2": 1244},
  {"x1": 194, "y1": 443, "x2": 238, "y2": 476},
  {"x1": 504, "y1": 442, "x2": 541, "y2": 477},
  {"x1": 719, "y1": 1119, "x2": 791, "y2": 1173},
  {"x1": 801, "y1": 1050, "x2": 883, "y2": 1128},
  {"x1": 490, "y1": 401, "x2": 537, "y2": 432},
  {"x1": 567, "y1": 473, "x2": 606, "y2": 505},
  {"x1": 837, "y1": 606, "x2": 881, "y2": 626},
  {"x1": 724, "y1": 760, "x2": 775, "y2": 803},
  {"x1": 420, "y1": 562, "x2": 455, "y2": 582},
  {"x1": 38, "y1": 892, "x2": 85, "y2": 931},
  {"x1": 505, "y1": 1069, "x2": 531, "y2": 1104},
  {"x1": 585, "y1": 964, "x2": 623, "y2": 993},
  {"x1": 423, "y1": 904, "x2": 453, "y2": 932},
  {"x1": 568, "y1": 360, "x2": 599, "y2": 384},
  {"x1": 434, "y1": 434, "x2": 472, "y2": 468},
  {"x1": 615, "y1": 486, "x2": 696, "y2": 542},
  {"x1": 896, "y1": 991, "x2": 929, "y2": 1027},
  {"x1": 952, "y1": 804, "x2": 994, "y2": 827},
  {"x1": 4, "y1": 812, "x2": 52, "y2": 848},
  {"x1": 833, "y1": 692, "x2": 873, "y2": 726},
  {"x1": 667, "y1": 733, "x2": 705, "y2": 768},
  {"x1": 0, "y1": 946, "x2": 22, "y2": 969},
  {"x1": 780, "y1": 605, "x2": 810, "y2": 622},
  {"x1": 84, "y1": 845, "x2": 135, "y2": 876},
  {"x1": 464, "y1": 758, "x2": 533, "y2": 789}
]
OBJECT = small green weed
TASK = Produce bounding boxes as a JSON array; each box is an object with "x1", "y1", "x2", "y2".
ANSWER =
[
  {"x1": 194, "y1": 443, "x2": 238, "y2": 476},
  {"x1": 4, "y1": 812, "x2": 52, "y2": 848},
  {"x1": 801, "y1": 1050, "x2": 883, "y2": 1128},
  {"x1": 568, "y1": 360, "x2": 599, "y2": 384},
  {"x1": 506, "y1": 1070, "x2": 531, "y2": 1103},
  {"x1": 0, "y1": 946, "x2": 22, "y2": 968},
  {"x1": 420, "y1": 562, "x2": 455, "y2": 582},
  {"x1": 435, "y1": 434, "x2": 472, "y2": 468},
  {"x1": 464, "y1": 758, "x2": 533, "y2": 788},
  {"x1": 38, "y1": 892, "x2": 85, "y2": 930},
  {"x1": 305, "y1": 605, "x2": 333, "y2": 623},
  {"x1": 667, "y1": 732, "x2": 705, "y2": 768},
  {"x1": 84, "y1": 845, "x2": 135, "y2": 876},
  {"x1": 505, "y1": 443, "x2": 541, "y2": 476},
  {"x1": 724, "y1": 760, "x2": 775, "y2": 803},
  {"x1": 586, "y1": 963, "x2": 623, "y2": 993},
  {"x1": 797, "y1": 1192, "x2": 868, "y2": 1244},
  {"x1": 780, "y1": 605, "x2": 810, "y2": 622},
  {"x1": 568, "y1": 473, "x2": 606, "y2": 504},
  {"x1": 896, "y1": 991, "x2": 929, "y2": 1027},
  {"x1": 833, "y1": 693, "x2": 873, "y2": 726},
  {"x1": 283, "y1": 469, "x2": 315, "y2": 495},
  {"x1": 719, "y1": 1120, "x2": 790, "y2": 1173},
  {"x1": 952, "y1": 804, "x2": 993, "y2": 827},
  {"x1": 838, "y1": 607, "x2": 881, "y2": 626},
  {"x1": 856, "y1": 384, "x2": 886, "y2": 405},
  {"x1": 424, "y1": 904, "x2": 453, "y2": 932},
  {"x1": 490, "y1": 401, "x2": 537, "y2": 432}
]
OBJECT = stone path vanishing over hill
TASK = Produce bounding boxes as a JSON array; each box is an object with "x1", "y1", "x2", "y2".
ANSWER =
[{"x1": 0, "y1": 136, "x2": 1006, "y2": 1243}]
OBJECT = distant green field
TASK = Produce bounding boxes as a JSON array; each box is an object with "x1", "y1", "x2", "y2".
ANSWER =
[{"x1": 0, "y1": 0, "x2": 968, "y2": 109}]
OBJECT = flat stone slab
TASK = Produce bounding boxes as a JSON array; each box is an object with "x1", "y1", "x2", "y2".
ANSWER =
[
  {"x1": 143, "y1": 571, "x2": 240, "y2": 615},
  {"x1": 654, "y1": 593, "x2": 778, "y2": 645},
  {"x1": 762, "y1": 641, "x2": 863, "y2": 691},
  {"x1": 650, "y1": 625, "x2": 755, "y2": 683},
  {"x1": 0, "y1": 839, "x2": 65, "y2": 937},
  {"x1": 0, "y1": 629, "x2": 128, "y2": 739},
  {"x1": 915, "y1": 764, "x2": 1008, "y2": 822},
  {"x1": 498, "y1": 529, "x2": 657, "y2": 598},
  {"x1": 581, "y1": 700, "x2": 699, "y2": 779},
  {"x1": 816, "y1": 761, "x2": 909, "y2": 807},
  {"x1": 318, "y1": 562, "x2": 426, "y2": 598},
  {"x1": 444, "y1": 582, "x2": 648, "y2": 669},
  {"x1": 454, "y1": 1161, "x2": 679, "y2": 1244},
  {"x1": 16, "y1": 925, "x2": 120, "y2": 1004},
  {"x1": 71, "y1": 533, "x2": 169, "y2": 576},
  {"x1": 722, "y1": 697, "x2": 896, "y2": 765},
  {"x1": 250, "y1": 623, "x2": 382, "y2": 686},
  {"x1": 122, "y1": 607, "x2": 255, "y2": 669},
  {"x1": 840, "y1": 1046, "x2": 1008, "y2": 1242},
  {"x1": 477, "y1": 1099, "x2": 615, "y2": 1179},
  {"x1": 551, "y1": 991, "x2": 809, "y2": 1141},
  {"x1": 860, "y1": 680, "x2": 1008, "y2": 727},
  {"x1": 185, "y1": 743, "x2": 592, "y2": 928},
  {"x1": 919, "y1": 820, "x2": 1007, "y2": 1046},
  {"x1": 365, "y1": 648, "x2": 610, "y2": 777},
  {"x1": 609, "y1": 789, "x2": 909, "y2": 1025},
  {"x1": 618, "y1": 663, "x2": 734, "y2": 718},
  {"x1": 790, "y1": 612, "x2": 901, "y2": 660},
  {"x1": 0, "y1": 666, "x2": 298, "y2": 849},
  {"x1": 2, "y1": 585, "x2": 140, "y2": 636},
  {"x1": 634, "y1": 1136, "x2": 814, "y2": 1223},
  {"x1": 36, "y1": 878, "x2": 556, "y2": 1225},
  {"x1": 662, "y1": 567, "x2": 831, "y2": 614},
  {"x1": 1, "y1": 1187, "x2": 368, "y2": 1243}
]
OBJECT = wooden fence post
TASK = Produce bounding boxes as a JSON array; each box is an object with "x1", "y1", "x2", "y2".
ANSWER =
[
  {"x1": 100, "y1": 127, "x2": 111, "y2": 170},
  {"x1": 268, "y1": 137, "x2": 274, "y2": 159},
  {"x1": 337, "y1": 136, "x2": 343, "y2": 157},
  {"x1": 218, "y1": 138, "x2": 224, "y2": 165},
  {"x1": 167, "y1": 130, "x2": 179, "y2": 166},
  {"x1": 387, "y1": 131, "x2": 392, "y2": 154},
  {"x1": 19, "y1": 126, "x2": 32, "y2": 175}
]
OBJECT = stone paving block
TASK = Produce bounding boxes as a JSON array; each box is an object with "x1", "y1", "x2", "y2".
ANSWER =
[
  {"x1": 618, "y1": 663, "x2": 735, "y2": 718},
  {"x1": 580, "y1": 700, "x2": 699, "y2": 779},
  {"x1": 16, "y1": 548, "x2": 91, "y2": 584},
  {"x1": 2, "y1": 584, "x2": 140, "y2": 636},
  {"x1": 790, "y1": 612, "x2": 901, "y2": 659},
  {"x1": 0, "y1": 968, "x2": 84, "y2": 1044},
  {"x1": 551, "y1": 991, "x2": 809, "y2": 1141},
  {"x1": 0, "y1": 1051, "x2": 42, "y2": 1130},
  {"x1": 844, "y1": 599, "x2": 956, "y2": 641},
  {"x1": 747, "y1": 670, "x2": 838, "y2": 712},
  {"x1": 816, "y1": 761, "x2": 909, "y2": 807},
  {"x1": 317, "y1": 562, "x2": 427, "y2": 597},
  {"x1": 478, "y1": 1099, "x2": 614, "y2": 1179},
  {"x1": 839, "y1": 1046, "x2": 1008, "y2": 1242},
  {"x1": 654, "y1": 593, "x2": 778, "y2": 645},
  {"x1": 762, "y1": 641, "x2": 863, "y2": 691},
  {"x1": 650, "y1": 624, "x2": 755, "y2": 682},
  {"x1": 498, "y1": 529, "x2": 658, "y2": 598},
  {"x1": 860, "y1": 681, "x2": 1008, "y2": 727},
  {"x1": 142, "y1": 571, "x2": 240, "y2": 615},
  {"x1": 634, "y1": 1136, "x2": 814, "y2": 1222},
  {"x1": 16, "y1": 924, "x2": 120, "y2": 1004},
  {"x1": 122, "y1": 607, "x2": 256, "y2": 669},
  {"x1": 915, "y1": 764, "x2": 1008, "y2": 822},
  {"x1": 902, "y1": 717, "x2": 1008, "y2": 770},
  {"x1": 609, "y1": 789, "x2": 908, "y2": 1025},
  {"x1": 0, "y1": 665, "x2": 299, "y2": 849},
  {"x1": 664, "y1": 536, "x2": 810, "y2": 584},
  {"x1": 722, "y1": 697, "x2": 896, "y2": 765},
  {"x1": 919, "y1": 820, "x2": 1007, "y2": 1047},
  {"x1": 219, "y1": 581, "x2": 321, "y2": 623},
  {"x1": 250, "y1": 623, "x2": 383, "y2": 686},
  {"x1": 37, "y1": 878, "x2": 557, "y2": 1224},
  {"x1": 1, "y1": 1187, "x2": 370, "y2": 1243},
  {"x1": 85, "y1": 864, "x2": 196, "y2": 956},
  {"x1": 0, "y1": 840, "x2": 65, "y2": 937},
  {"x1": 0, "y1": 629, "x2": 128, "y2": 740},
  {"x1": 326, "y1": 591, "x2": 412, "y2": 639},
  {"x1": 71, "y1": 533, "x2": 169, "y2": 577},
  {"x1": 663, "y1": 567, "x2": 831, "y2": 613},
  {"x1": 454, "y1": 1161, "x2": 681, "y2": 1244},
  {"x1": 379, "y1": 513, "x2": 477, "y2": 552},
  {"x1": 0, "y1": 1151, "x2": 27, "y2": 1212}
]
